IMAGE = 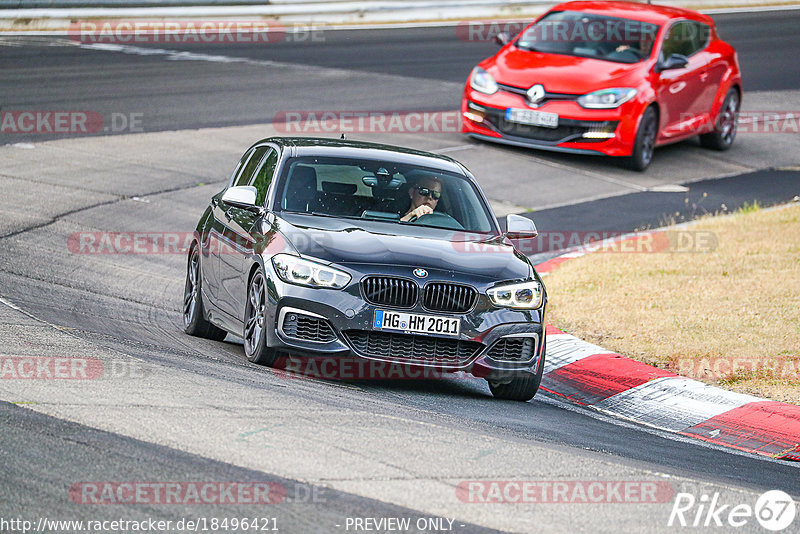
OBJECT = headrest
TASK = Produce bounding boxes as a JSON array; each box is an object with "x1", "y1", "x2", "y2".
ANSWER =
[
  {"x1": 321, "y1": 181, "x2": 357, "y2": 195},
  {"x1": 291, "y1": 165, "x2": 317, "y2": 190}
]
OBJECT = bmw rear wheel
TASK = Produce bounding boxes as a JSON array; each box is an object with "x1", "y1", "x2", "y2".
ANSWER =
[
  {"x1": 243, "y1": 270, "x2": 278, "y2": 366},
  {"x1": 184, "y1": 245, "x2": 227, "y2": 341}
]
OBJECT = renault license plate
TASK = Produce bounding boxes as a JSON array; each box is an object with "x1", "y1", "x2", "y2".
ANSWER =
[{"x1": 505, "y1": 108, "x2": 559, "y2": 128}]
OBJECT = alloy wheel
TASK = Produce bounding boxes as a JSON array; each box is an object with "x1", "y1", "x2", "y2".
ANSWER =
[
  {"x1": 244, "y1": 272, "x2": 266, "y2": 356},
  {"x1": 719, "y1": 93, "x2": 739, "y2": 145},
  {"x1": 183, "y1": 249, "x2": 199, "y2": 326},
  {"x1": 640, "y1": 111, "x2": 657, "y2": 166}
]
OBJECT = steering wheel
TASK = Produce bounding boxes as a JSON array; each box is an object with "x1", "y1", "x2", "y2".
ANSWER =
[
  {"x1": 407, "y1": 212, "x2": 464, "y2": 230},
  {"x1": 606, "y1": 48, "x2": 642, "y2": 63}
]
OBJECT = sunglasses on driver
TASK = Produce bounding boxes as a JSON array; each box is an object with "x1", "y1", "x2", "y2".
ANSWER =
[{"x1": 414, "y1": 186, "x2": 442, "y2": 200}]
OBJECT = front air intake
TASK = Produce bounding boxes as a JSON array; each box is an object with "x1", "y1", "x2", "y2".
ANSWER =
[{"x1": 362, "y1": 276, "x2": 418, "y2": 308}]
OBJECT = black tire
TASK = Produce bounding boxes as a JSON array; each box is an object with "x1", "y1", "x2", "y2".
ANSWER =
[
  {"x1": 488, "y1": 338, "x2": 546, "y2": 402},
  {"x1": 624, "y1": 106, "x2": 658, "y2": 172},
  {"x1": 243, "y1": 269, "x2": 278, "y2": 366},
  {"x1": 700, "y1": 89, "x2": 739, "y2": 151},
  {"x1": 183, "y1": 245, "x2": 227, "y2": 341}
]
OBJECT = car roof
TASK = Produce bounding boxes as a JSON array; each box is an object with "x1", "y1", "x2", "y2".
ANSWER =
[
  {"x1": 250, "y1": 136, "x2": 468, "y2": 175},
  {"x1": 549, "y1": 0, "x2": 714, "y2": 26}
]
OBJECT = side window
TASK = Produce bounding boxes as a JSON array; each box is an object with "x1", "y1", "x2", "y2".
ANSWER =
[
  {"x1": 692, "y1": 22, "x2": 711, "y2": 53},
  {"x1": 233, "y1": 146, "x2": 268, "y2": 187},
  {"x1": 660, "y1": 21, "x2": 706, "y2": 60},
  {"x1": 252, "y1": 149, "x2": 278, "y2": 206},
  {"x1": 228, "y1": 148, "x2": 252, "y2": 185}
]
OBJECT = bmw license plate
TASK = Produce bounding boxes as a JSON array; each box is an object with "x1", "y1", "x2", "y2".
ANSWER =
[
  {"x1": 374, "y1": 310, "x2": 460, "y2": 337},
  {"x1": 505, "y1": 108, "x2": 559, "y2": 128}
]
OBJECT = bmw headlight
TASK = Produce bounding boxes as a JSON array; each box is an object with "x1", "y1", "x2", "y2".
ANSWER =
[
  {"x1": 578, "y1": 88, "x2": 637, "y2": 109},
  {"x1": 272, "y1": 254, "x2": 351, "y2": 289},
  {"x1": 470, "y1": 67, "x2": 499, "y2": 95},
  {"x1": 488, "y1": 280, "x2": 543, "y2": 309}
]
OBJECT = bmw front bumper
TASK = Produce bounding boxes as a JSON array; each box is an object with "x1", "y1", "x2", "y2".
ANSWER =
[{"x1": 261, "y1": 261, "x2": 546, "y2": 380}]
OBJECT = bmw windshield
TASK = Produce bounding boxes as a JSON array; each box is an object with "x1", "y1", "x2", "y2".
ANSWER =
[
  {"x1": 517, "y1": 11, "x2": 660, "y2": 63},
  {"x1": 275, "y1": 156, "x2": 497, "y2": 233}
]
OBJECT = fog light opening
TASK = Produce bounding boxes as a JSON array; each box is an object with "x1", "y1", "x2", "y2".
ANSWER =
[
  {"x1": 464, "y1": 111, "x2": 487, "y2": 124},
  {"x1": 465, "y1": 103, "x2": 487, "y2": 124},
  {"x1": 583, "y1": 122, "x2": 617, "y2": 139}
]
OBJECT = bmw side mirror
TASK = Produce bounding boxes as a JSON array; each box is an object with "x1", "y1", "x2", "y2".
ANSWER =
[
  {"x1": 504, "y1": 214, "x2": 538, "y2": 239},
  {"x1": 656, "y1": 53, "x2": 689, "y2": 73},
  {"x1": 221, "y1": 185, "x2": 258, "y2": 210},
  {"x1": 495, "y1": 32, "x2": 510, "y2": 46}
]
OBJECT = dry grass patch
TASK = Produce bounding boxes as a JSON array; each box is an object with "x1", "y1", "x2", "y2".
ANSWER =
[{"x1": 544, "y1": 202, "x2": 800, "y2": 404}]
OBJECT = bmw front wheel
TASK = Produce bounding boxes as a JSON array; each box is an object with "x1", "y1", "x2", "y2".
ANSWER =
[
  {"x1": 488, "y1": 341, "x2": 546, "y2": 402},
  {"x1": 243, "y1": 270, "x2": 277, "y2": 366}
]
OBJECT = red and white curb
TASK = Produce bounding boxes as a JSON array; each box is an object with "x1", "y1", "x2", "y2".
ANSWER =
[
  {"x1": 533, "y1": 232, "x2": 800, "y2": 462},
  {"x1": 540, "y1": 326, "x2": 800, "y2": 461}
]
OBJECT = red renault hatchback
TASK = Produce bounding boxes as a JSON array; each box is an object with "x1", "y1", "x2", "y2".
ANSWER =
[{"x1": 461, "y1": 1, "x2": 742, "y2": 170}]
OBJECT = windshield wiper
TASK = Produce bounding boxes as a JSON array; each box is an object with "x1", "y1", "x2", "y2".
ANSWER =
[
  {"x1": 309, "y1": 212, "x2": 372, "y2": 222},
  {"x1": 309, "y1": 212, "x2": 340, "y2": 218}
]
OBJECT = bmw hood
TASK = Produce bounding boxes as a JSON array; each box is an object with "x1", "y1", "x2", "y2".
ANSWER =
[
  {"x1": 484, "y1": 48, "x2": 644, "y2": 94},
  {"x1": 274, "y1": 214, "x2": 532, "y2": 281}
]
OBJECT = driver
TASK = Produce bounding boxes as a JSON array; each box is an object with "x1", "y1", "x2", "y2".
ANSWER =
[{"x1": 400, "y1": 175, "x2": 442, "y2": 222}]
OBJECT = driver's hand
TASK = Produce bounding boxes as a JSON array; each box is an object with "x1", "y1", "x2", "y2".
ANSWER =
[
  {"x1": 411, "y1": 205, "x2": 433, "y2": 219},
  {"x1": 400, "y1": 205, "x2": 434, "y2": 222}
]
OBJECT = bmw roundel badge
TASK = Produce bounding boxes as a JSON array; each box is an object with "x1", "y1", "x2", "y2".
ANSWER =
[{"x1": 413, "y1": 268, "x2": 428, "y2": 278}]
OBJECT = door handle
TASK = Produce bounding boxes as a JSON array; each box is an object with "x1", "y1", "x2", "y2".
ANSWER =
[{"x1": 700, "y1": 71, "x2": 709, "y2": 82}]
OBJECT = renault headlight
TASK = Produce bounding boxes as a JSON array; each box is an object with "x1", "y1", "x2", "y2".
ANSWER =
[
  {"x1": 272, "y1": 254, "x2": 350, "y2": 289},
  {"x1": 470, "y1": 67, "x2": 499, "y2": 95},
  {"x1": 488, "y1": 280, "x2": 543, "y2": 309},
  {"x1": 578, "y1": 88, "x2": 637, "y2": 109}
]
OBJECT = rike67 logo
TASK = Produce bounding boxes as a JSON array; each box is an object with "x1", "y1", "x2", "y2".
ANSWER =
[{"x1": 669, "y1": 490, "x2": 796, "y2": 531}]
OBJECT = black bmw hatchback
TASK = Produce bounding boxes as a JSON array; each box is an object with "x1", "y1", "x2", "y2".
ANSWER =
[{"x1": 184, "y1": 137, "x2": 547, "y2": 401}]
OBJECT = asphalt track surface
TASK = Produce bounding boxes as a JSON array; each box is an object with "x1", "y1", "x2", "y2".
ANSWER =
[
  {"x1": 528, "y1": 168, "x2": 800, "y2": 236},
  {"x1": 1, "y1": 402, "x2": 500, "y2": 533},
  {"x1": 1, "y1": 9, "x2": 799, "y2": 534}
]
